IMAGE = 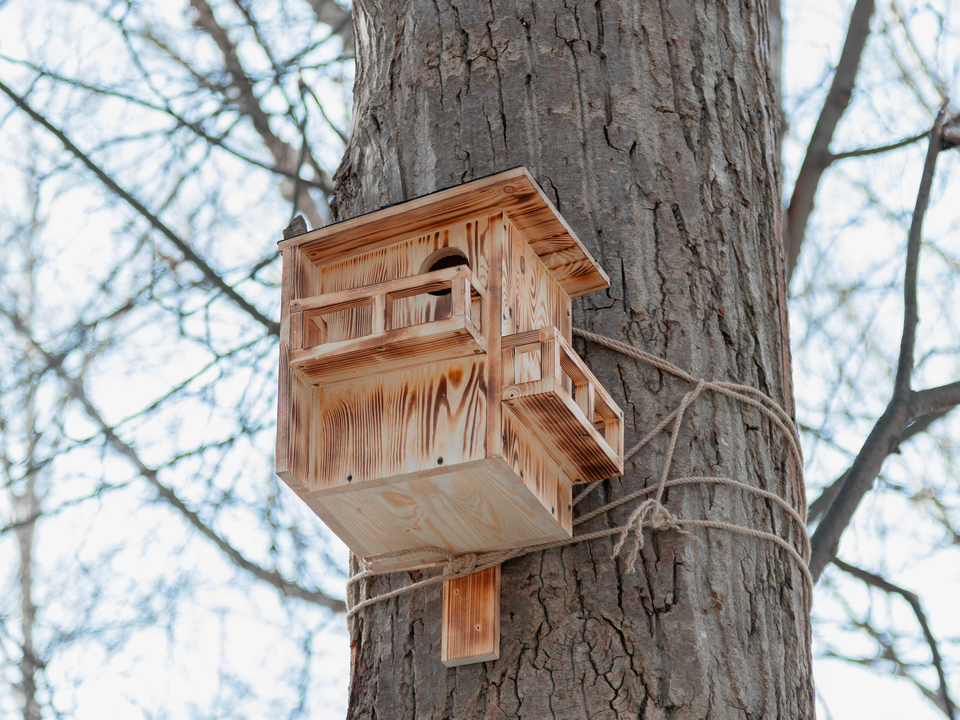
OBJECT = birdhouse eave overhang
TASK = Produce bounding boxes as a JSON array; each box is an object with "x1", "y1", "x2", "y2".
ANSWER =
[{"x1": 277, "y1": 167, "x2": 610, "y2": 298}]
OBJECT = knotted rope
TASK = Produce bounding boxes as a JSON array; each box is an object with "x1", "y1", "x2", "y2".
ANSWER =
[{"x1": 345, "y1": 328, "x2": 812, "y2": 620}]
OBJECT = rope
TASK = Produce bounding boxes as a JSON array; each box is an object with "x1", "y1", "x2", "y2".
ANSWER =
[{"x1": 345, "y1": 328, "x2": 812, "y2": 620}]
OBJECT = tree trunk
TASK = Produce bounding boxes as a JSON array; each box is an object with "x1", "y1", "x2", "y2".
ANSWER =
[{"x1": 334, "y1": 0, "x2": 812, "y2": 717}]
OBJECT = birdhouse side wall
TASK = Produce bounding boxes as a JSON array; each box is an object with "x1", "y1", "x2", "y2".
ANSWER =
[
  {"x1": 498, "y1": 218, "x2": 575, "y2": 533},
  {"x1": 501, "y1": 218, "x2": 572, "y2": 340},
  {"x1": 277, "y1": 245, "x2": 323, "y2": 492},
  {"x1": 502, "y1": 218, "x2": 572, "y2": 386}
]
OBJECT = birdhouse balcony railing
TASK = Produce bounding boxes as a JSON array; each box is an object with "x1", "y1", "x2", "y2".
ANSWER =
[
  {"x1": 502, "y1": 327, "x2": 624, "y2": 483},
  {"x1": 288, "y1": 265, "x2": 487, "y2": 386}
]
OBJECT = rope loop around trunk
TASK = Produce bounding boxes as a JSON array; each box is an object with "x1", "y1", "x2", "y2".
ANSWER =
[{"x1": 345, "y1": 328, "x2": 812, "y2": 620}]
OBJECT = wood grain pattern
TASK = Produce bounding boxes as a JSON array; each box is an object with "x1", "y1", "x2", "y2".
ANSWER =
[
  {"x1": 501, "y1": 408, "x2": 573, "y2": 534},
  {"x1": 503, "y1": 378, "x2": 622, "y2": 484},
  {"x1": 316, "y1": 216, "x2": 490, "y2": 344},
  {"x1": 501, "y1": 218, "x2": 571, "y2": 340},
  {"x1": 501, "y1": 327, "x2": 624, "y2": 484},
  {"x1": 308, "y1": 358, "x2": 487, "y2": 492},
  {"x1": 309, "y1": 457, "x2": 574, "y2": 570},
  {"x1": 276, "y1": 246, "x2": 320, "y2": 492},
  {"x1": 278, "y1": 168, "x2": 609, "y2": 297},
  {"x1": 289, "y1": 315, "x2": 486, "y2": 387},
  {"x1": 442, "y1": 566, "x2": 500, "y2": 667},
  {"x1": 485, "y1": 214, "x2": 504, "y2": 463}
]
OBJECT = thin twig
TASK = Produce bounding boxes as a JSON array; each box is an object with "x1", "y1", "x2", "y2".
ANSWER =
[
  {"x1": 0, "y1": 78, "x2": 279, "y2": 335},
  {"x1": 834, "y1": 558, "x2": 956, "y2": 720},
  {"x1": 0, "y1": 306, "x2": 343, "y2": 612},
  {"x1": 829, "y1": 129, "x2": 928, "y2": 161}
]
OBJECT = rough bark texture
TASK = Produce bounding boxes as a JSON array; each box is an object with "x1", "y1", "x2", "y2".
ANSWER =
[{"x1": 334, "y1": 1, "x2": 812, "y2": 717}]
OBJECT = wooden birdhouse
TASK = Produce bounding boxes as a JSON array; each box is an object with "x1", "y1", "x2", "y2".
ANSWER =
[{"x1": 276, "y1": 168, "x2": 623, "y2": 665}]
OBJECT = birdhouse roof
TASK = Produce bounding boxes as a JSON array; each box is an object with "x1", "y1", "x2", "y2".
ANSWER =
[{"x1": 277, "y1": 167, "x2": 610, "y2": 297}]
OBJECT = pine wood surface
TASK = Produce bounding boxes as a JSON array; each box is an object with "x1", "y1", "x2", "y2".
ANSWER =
[
  {"x1": 309, "y1": 357, "x2": 487, "y2": 491},
  {"x1": 306, "y1": 457, "x2": 573, "y2": 571},
  {"x1": 315, "y1": 216, "x2": 491, "y2": 344},
  {"x1": 501, "y1": 218, "x2": 572, "y2": 338},
  {"x1": 502, "y1": 326, "x2": 624, "y2": 483},
  {"x1": 278, "y1": 168, "x2": 609, "y2": 297},
  {"x1": 441, "y1": 565, "x2": 501, "y2": 667}
]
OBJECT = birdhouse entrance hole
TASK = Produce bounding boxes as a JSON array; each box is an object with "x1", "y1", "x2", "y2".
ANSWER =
[{"x1": 420, "y1": 247, "x2": 470, "y2": 296}]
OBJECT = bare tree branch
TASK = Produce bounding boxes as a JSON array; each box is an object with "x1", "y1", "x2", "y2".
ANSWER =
[
  {"x1": 809, "y1": 111, "x2": 948, "y2": 581},
  {"x1": 912, "y1": 381, "x2": 960, "y2": 417},
  {"x1": 807, "y1": 408, "x2": 952, "y2": 523},
  {"x1": 0, "y1": 54, "x2": 331, "y2": 189},
  {"x1": 0, "y1": 78, "x2": 280, "y2": 336},
  {"x1": 829, "y1": 129, "x2": 929, "y2": 161},
  {"x1": 834, "y1": 558, "x2": 956, "y2": 720},
  {"x1": 784, "y1": 0, "x2": 876, "y2": 282},
  {"x1": 187, "y1": 0, "x2": 330, "y2": 227},
  {"x1": 0, "y1": 307, "x2": 343, "y2": 613},
  {"x1": 306, "y1": 0, "x2": 353, "y2": 53}
]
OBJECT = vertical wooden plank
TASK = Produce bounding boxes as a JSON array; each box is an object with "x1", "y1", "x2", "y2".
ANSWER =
[
  {"x1": 290, "y1": 310, "x2": 304, "y2": 351},
  {"x1": 276, "y1": 247, "x2": 296, "y2": 484},
  {"x1": 441, "y1": 565, "x2": 501, "y2": 667},
  {"x1": 486, "y1": 213, "x2": 503, "y2": 461},
  {"x1": 450, "y1": 276, "x2": 467, "y2": 321},
  {"x1": 277, "y1": 246, "x2": 312, "y2": 492},
  {"x1": 575, "y1": 382, "x2": 595, "y2": 424},
  {"x1": 539, "y1": 328, "x2": 560, "y2": 385},
  {"x1": 501, "y1": 346, "x2": 516, "y2": 387},
  {"x1": 370, "y1": 294, "x2": 386, "y2": 334},
  {"x1": 384, "y1": 295, "x2": 394, "y2": 332}
]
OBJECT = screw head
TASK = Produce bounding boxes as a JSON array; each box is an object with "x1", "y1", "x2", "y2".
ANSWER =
[
  {"x1": 347, "y1": 475, "x2": 353, "y2": 482},
  {"x1": 437, "y1": 457, "x2": 444, "y2": 465}
]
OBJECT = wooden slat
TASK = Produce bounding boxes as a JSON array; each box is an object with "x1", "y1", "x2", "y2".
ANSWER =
[
  {"x1": 290, "y1": 315, "x2": 485, "y2": 387},
  {"x1": 278, "y1": 168, "x2": 609, "y2": 298},
  {"x1": 552, "y1": 330, "x2": 621, "y2": 419},
  {"x1": 291, "y1": 265, "x2": 474, "y2": 315},
  {"x1": 485, "y1": 214, "x2": 504, "y2": 461},
  {"x1": 442, "y1": 566, "x2": 500, "y2": 667}
]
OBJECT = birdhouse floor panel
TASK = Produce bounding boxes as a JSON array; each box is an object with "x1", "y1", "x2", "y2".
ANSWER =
[{"x1": 307, "y1": 457, "x2": 573, "y2": 572}]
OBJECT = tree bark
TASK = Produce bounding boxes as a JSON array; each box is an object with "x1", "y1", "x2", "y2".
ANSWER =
[{"x1": 334, "y1": 0, "x2": 812, "y2": 717}]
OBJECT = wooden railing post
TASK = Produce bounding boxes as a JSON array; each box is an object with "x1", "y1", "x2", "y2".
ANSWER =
[{"x1": 370, "y1": 294, "x2": 387, "y2": 334}]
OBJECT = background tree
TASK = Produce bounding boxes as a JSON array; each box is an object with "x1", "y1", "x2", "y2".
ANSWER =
[{"x1": 0, "y1": 0, "x2": 958, "y2": 717}]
